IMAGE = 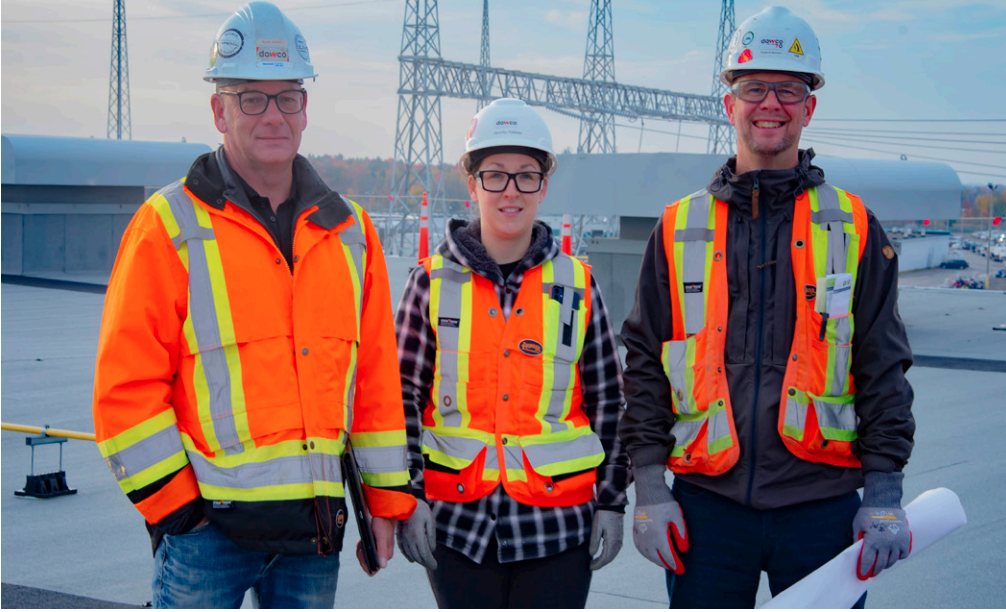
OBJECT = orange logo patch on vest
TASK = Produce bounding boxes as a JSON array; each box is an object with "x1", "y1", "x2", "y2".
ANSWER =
[
  {"x1": 336, "y1": 509, "x2": 346, "y2": 529},
  {"x1": 805, "y1": 284, "x2": 817, "y2": 301},
  {"x1": 519, "y1": 339, "x2": 544, "y2": 356}
]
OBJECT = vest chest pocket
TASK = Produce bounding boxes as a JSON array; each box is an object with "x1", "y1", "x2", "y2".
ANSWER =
[
  {"x1": 421, "y1": 428, "x2": 492, "y2": 502},
  {"x1": 516, "y1": 428, "x2": 604, "y2": 506},
  {"x1": 661, "y1": 327, "x2": 716, "y2": 416},
  {"x1": 544, "y1": 284, "x2": 584, "y2": 364}
]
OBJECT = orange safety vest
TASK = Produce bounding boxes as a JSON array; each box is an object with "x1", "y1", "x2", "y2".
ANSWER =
[
  {"x1": 660, "y1": 184, "x2": 868, "y2": 476},
  {"x1": 94, "y1": 178, "x2": 414, "y2": 536},
  {"x1": 420, "y1": 253, "x2": 606, "y2": 507}
]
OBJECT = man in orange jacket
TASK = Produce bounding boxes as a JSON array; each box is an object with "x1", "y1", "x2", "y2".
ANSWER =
[{"x1": 91, "y1": 2, "x2": 415, "y2": 608}]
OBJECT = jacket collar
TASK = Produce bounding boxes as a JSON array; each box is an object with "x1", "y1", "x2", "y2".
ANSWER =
[
  {"x1": 707, "y1": 148, "x2": 826, "y2": 219},
  {"x1": 436, "y1": 218, "x2": 558, "y2": 286},
  {"x1": 184, "y1": 147, "x2": 353, "y2": 231}
]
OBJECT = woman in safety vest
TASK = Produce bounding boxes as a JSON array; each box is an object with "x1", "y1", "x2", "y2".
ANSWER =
[{"x1": 394, "y1": 98, "x2": 630, "y2": 608}]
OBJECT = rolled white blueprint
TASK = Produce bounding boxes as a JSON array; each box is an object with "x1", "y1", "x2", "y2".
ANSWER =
[{"x1": 761, "y1": 487, "x2": 967, "y2": 609}]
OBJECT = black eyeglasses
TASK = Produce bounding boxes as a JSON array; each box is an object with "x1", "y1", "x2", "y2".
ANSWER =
[
  {"x1": 731, "y1": 80, "x2": 810, "y2": 104},
  {"x1": 218, "y1": 89, "x2": 307, "y2": 115},
  {"x1": 476, "y1": 170, "x2": 545, "y2": 193}
]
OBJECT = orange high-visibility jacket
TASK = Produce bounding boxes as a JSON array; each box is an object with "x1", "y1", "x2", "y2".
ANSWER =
[
  {"x1": 419, "y1": 253, "x2": 606, "y2": 507},
  {"x1": 93, "y1": 153, "x2": 415, "y2": 554},
  {"x1": 660, "y1": 184, "x2": 868, "y2": 476}
]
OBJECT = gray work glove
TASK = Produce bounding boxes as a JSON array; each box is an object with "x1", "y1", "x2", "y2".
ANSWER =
[
  {"x1": 396, "y1": 499, "x2": 437, "y2": 571},
  {"x1": 588, "y1": 509, "x2": 624, "y2": 571},
  {"x1": 631, "y1": 464, "x2": 689, "y2": 574},
  {"x1": 853, "y1": 471, "x2": 912, "y2": 580}
]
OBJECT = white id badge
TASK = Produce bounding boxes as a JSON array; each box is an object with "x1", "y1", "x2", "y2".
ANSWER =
[{"x1": 824, "y1": 273, "x2": 853, "y2": 317}]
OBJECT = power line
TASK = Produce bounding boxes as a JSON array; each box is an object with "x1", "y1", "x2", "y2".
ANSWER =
[
  {"x1": 803, "y1": 133, "x2": 1005, "y2": 154},
  {"x1": 804, "y1": 130, "x2": 1006, "y2": 147},
  {"x1": 1, "y1": 0, "x2": 399, "y2": 24},
  {"x1": 802, "y1": 136, "x2": 1006, "y2": 170},
  {"x1": 807, "y1": 127, "x2": 1006, "y2": 138},
  {"x1": 813, "y1": 118, "x2": 1006, "y2": 123}
]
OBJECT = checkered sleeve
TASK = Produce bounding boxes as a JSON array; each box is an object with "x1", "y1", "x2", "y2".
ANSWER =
[
  {"x1": 580, "y1": 274, "x2": 629, "y2": 511},
  {"x1": 395, "y1": 264, "x2": 436, "y2": 502}
]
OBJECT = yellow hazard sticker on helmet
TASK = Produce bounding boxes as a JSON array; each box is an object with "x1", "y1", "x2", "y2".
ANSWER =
[{"x1": 789, "y1": 38, "x2": 804, "y2": 55}]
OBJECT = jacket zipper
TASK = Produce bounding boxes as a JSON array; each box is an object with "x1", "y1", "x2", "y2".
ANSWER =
[{"x1": 745, "y1": 172, "x2": 763, "y2": 506}]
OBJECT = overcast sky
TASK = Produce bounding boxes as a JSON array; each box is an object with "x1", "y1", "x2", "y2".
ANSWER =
[{"x1": 2, "y1": 0, "x2": 1004, "y2": 185}]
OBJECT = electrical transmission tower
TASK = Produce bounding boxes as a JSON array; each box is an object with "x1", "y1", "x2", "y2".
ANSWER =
[
  {"x1": 708, "y1": 0, "x2": 735, "y2": 154},
  {"x1": 389, "y1": 0, "x2": 446, "y2": 255},
  {"x1": 107, "y1": 0, "x2": 131, "y2": 140},
  {"x1": 477, "y1": 0, "x2": 491, "y2": 111},
  {"x1": 578, "y1": 0, "x2": 616, "y2": 154}
]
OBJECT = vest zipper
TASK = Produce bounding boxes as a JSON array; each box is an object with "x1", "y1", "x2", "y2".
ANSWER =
[{"x1": 745, "y1": 171, "x2": 763, "y2": 506}]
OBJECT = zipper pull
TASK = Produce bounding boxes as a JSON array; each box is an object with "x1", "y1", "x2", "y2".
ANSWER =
[{"x1": 752, "y1": 173, "x2": 760, "y2": 221}]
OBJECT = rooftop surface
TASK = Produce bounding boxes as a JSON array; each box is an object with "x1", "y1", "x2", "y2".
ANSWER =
[{"x1": 2, "y1": 256, "x2": 1004, "y2": 608}]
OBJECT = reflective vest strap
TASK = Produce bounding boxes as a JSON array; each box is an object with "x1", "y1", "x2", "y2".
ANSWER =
[
  {"x1": 669, "y1": 189, "x2": 714, "y2": 338},
  {"x1": 662, "y1": 204, "x2": 685, "y2": 341},
  {"x1": 427, "y1": 255, "x2": 474, "y2": 429},
  {"x1": 421, "y1": 427, "x2": 498, "y2": 477},
  {"x1": 339, "y1": 201, "x2": 368, "y2": 434},
  {"x1": 161, "y1": 183, "x2": 249, "y2": 456},
  {"x1": 519, "y1": 426, "x2": 604, "y2": 476}
]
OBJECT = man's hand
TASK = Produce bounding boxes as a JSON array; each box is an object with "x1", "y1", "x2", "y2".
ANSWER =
[
  {"x1": 397, "y1": 500, "x2": 437, "y2": 571},
  {"x1": 588, "y1": 509, "x2": 624, "y2": 571},
  {"x1": 356, "y1": 516, "x2": 396, "y2": 576},
  {"x1": 854, "y1": 471, "x2": 912, "y2": 580},
  {"x1": 631, "y1": 464, "x2": 689, "y2": 574}
]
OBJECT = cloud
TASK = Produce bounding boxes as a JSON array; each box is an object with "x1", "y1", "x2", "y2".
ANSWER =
[{"x1": 543, "y1": 9, "x2": 588, "y2": 31}]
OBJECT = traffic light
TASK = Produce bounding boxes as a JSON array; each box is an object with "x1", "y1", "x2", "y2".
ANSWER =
[
  {"x1": 923, "y1": 219, "x2": 930, "y2": 226},
  {"x1": 994, "y1": 217, "x2": 1002, "y2": 227}
]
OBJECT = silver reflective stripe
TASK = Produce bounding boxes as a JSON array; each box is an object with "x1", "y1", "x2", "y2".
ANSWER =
[
  {"x1": 522, "y1": 432, "x2": 602, "y2": 471},
  {"x1": 187, "y1": 450, "x2": 342, "y2": 489},
  {"x1": 171, "y1": 227, "x2": 215, "y2": 250},
  {"x1": 162, "y1": 184, "x2": 242, "y2": 455},
  {"x1": 674, "y1": 228, "x2": 715, "y2": 242},
  {"x1": 831, "y1": 343, "x2": 852, "y2": 396},
  {"x1": 502, "y1": 444, "x2": 524, "y2": 472},
  {"x1": 670, "y1": 417, "x2": 704, "y2": 449},
  {"x1": 355, "y1": 445, "x2": 407, "y2": 475},
  {"x1": 810, "y1": 209, "x2": 854, "y2": 225},
  {"x1": 422, "y1": 430, "x2": 485, "y2": 463},
  {"x1": 706, "y1": 406, "x2": 732, "y2": 447},
  {"x1": 432, "y1": 260, "x2": 470, "y2": 429},
  {"x1": 104, "y1": 425, "x2": 184, "y2": 482},
  {"x1": 661, "y1": 340, "x2": 694, "y2": 416},
  {"x1": 812, "y1": 397, "x2": 857, "y2": 433},
  {"x1": 485, "y1": 446, "x2": 500, "y2": 471},
  {"x1": 784, "y1": 396, "x2": 808, "y2": 435},
  {"x1": 341, "y1": 204, "x2": 367, "y2": 430},
  {"x1": 681, "y1": 192, "x2": 712, "y2": 336},
  {"x1": 816, "y1": 185, "x2": 849, "y2": 276}
]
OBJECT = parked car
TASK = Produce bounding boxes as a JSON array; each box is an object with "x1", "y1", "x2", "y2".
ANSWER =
[{"x1": 939, "y1": 259, "x2": 969, "y2": 269}]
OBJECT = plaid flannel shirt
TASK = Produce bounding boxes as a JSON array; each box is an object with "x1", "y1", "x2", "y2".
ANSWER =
[{"x1": 395, "y1": 220, "x2": 629, "y2": 564}]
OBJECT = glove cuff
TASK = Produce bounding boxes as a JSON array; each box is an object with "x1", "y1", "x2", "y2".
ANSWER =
[
  {"x1": 632, "y1": 464, "x2": 675, "y2": 506},
  {"x1": 861, "y1": 471, "x2": 904, "y2": 508}
]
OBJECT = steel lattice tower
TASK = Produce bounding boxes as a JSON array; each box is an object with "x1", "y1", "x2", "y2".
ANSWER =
[
  {"x1": 578, "y1": 0, "x2": 616, "y2": 154},
  {"x1": 476, "y1": 0, "x2": 491, "y2": 110},
  {"x1": 106, "y1": 0, "x2": 131, "y2": 139},
  {"x1": 708, "y1": 0, "x2": 735, "y2": 154},
  {"x1": 390, "y1": 0, "x2": 446, "y2": 254}
]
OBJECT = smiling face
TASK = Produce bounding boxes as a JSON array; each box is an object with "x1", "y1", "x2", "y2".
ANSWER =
[
  {"x1": 211, "y1": 80, "x2": 307, "y2": 177},
  {"x1": 468, "y1": 151, "x2": 548, "y2": 262},
  {"x1": 725, "y1": 71, "x2": 817, "y2": 174}
]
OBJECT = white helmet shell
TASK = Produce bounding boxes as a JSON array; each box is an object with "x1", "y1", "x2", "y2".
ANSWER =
[
  {"x1": 720, "y1": 6, "x2": 824, "y2": 90},
  {"x1": 459, "y1": 98, "x2": 558, "y2": 177},
  {"x1": 205, "y1": 1, "x2": 317, "y2": 83}
]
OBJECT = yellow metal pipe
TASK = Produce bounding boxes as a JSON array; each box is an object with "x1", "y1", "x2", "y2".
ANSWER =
[{"x1": 1, "y1": 422, "x2": 96, "y2": 442}]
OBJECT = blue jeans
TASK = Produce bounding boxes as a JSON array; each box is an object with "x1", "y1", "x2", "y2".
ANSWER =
[
  {"x1": 153, "y1": 521, "x2": 339, "y2": 609},
  {"x1": 666, "y1": 479, "x2": 866, "y2": 609}
]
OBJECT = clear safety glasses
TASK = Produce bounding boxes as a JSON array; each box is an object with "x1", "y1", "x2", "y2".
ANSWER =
[{"x1": 732, "y1": 80, "x2": 810, "y2": 104}]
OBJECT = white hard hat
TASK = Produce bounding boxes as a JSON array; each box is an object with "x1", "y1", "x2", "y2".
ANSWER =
[
  {"x1": 459, "y1": 98, "x2": 558, "y2": 177},
  {"x1": 720, "y1": 6, "x2": 824, "y2": 91},
  {"x1": 205, "y1": 1, "x2": 317, "y2": 83}
]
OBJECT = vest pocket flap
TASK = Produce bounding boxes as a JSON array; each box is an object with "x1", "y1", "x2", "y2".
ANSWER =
[
  {"x1": 519, "y1": 429, "x2": 605, "y2": 477},
  {"x1": 421, "y1": 429, "x2": 489, "y2": 471},
  {"x1": 811, "y1": 394, "x2": 858, "y2": 441}
]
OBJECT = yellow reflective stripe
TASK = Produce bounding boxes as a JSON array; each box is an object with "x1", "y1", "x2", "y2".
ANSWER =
[
  {"x1": 351, "y1": 430, "x2": 407, "y2": 447},
  {"x1": 505, "y1": 468, "x2": 527, "y2": 482},
  {"x1": 835, "y1": 188, "x2": 861, "y2": 300},
  {"x1": 361, "y1": 470, "x2": 410, "y2": 487},
  {"x1": 114, "y1": 451, "x2": 189, "y2": 495},
  {"x1": 97, "y1": 410, "x2": 179, "y2": 456},
  {"x1": 672, "y1": 193, "x2": 693, "y2": 330},
  {"x1": 537, "y1": 260, "x2": 558, "y2": 433},
  {"x1": 702, "y1": 194, "x2": 717, "y2": 317},
  {"x1": 429, "y1": 256, "x2": 445, "y2": 429},
  {"x1": 557, "y1": 259, "x2": 588, "y2": 426},
  {"x1": 343, "y1": 342, "x2": 357, "y2": 433},
  {"x1": 808, "y1": 187, "x2": 829, "y2": 280},
  {"x1": 482, "y1": 468, "x2": 501, "y2": 480},
  {"x1": 520, "y1": 424, "x2": 594, "y2": 446},
  {"x1": 198, "y1": 481, "x2": 345, "y2": 501},
  {"x1": 343, "y1": 203, "x2": 365, "y2": 334},
  {"x1": 456, "y1": 275, "x2": 473, "y2": 429}
]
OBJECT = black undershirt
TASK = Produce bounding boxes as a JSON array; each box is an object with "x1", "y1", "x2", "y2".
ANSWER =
[
  {"x1": 498, "y1": 260, "x2": 521, "y2": 281},
  {"x1": 232, "y1": 171, "x2": 298, "y2": 268}
]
